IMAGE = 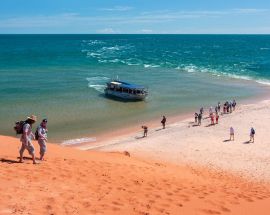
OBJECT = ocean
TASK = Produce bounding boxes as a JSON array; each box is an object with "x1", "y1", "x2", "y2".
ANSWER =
[{"x1": 0, "y1": 34, "x2": 270, "y2": 143}]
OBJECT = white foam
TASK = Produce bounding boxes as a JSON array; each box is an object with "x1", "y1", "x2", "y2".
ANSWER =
[
  {"x1": 86, "y1": 76, "x2": 109, "y2": 93},
  {"x1": 175, "y1": 64, "x2": 270, "y2": 86},
  {"x1": 255, "y1": 79, "x2": 270, "y2": 86},
  {"x1": 86, "y1": 76, "x2": 109, "y2": 81},
  {"x1": 127, "y1": 62, "x2": 140, "y2": 66},
  {"x1": 144, "y1": 64, "x2": 160, "y2": 68},
  {"x1": 87, "y1": 52, "x2": 101, "y2": 57},
  {"x1": 61, "y1": 137, "x2": 96, "y2": 146},
  {"x1": 88, "y1": 84, "x2": 105, "y2": 93}
]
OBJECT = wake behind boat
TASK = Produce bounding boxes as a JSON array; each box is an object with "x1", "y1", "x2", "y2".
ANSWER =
[{"x1": 104, "y1": 80, "x2": 148, "y2": 101}]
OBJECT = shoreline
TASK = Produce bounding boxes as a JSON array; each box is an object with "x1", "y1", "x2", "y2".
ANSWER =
[
  {"x1": 73, "y1": 85, "x2": 270, "y2": 150},
  {"x1": 82, "y1": 97, "x2": 270, "y2": 183}
]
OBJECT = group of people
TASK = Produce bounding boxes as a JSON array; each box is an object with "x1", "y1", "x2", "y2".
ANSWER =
[
  {"x1": 141, "y1": 99, "x2": 256, "y2": 144},
  {"x1": 19, "y1": 115, "x2": 48, "y2": 164},
  {"x1": 194, "y1": 100, "x2": 237, "y2": 127}
]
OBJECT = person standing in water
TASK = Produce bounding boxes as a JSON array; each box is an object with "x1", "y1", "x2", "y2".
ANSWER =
[
  {"x1": 161, "y1": 116, "x2": 167, "y2": 129},
  {"x1": 36, "y1": 119, "x2": 48, "y2": 161},
  {"x1": 19, "y1": 115, "x2": 37, "y2": 164}
]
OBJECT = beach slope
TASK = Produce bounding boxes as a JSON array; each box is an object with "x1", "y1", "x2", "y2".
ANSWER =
[{"x1": 1, "y1": 135, "x2": 270, "y2": 214}]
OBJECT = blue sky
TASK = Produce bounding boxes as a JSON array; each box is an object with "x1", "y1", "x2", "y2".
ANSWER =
[{"x1": 0, "y1": 0, "x2": 269, "y2": 33}]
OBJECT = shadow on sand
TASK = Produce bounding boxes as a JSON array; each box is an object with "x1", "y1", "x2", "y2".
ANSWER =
[
  {"x1": 135, "y1": 136, "x2": 145, "y2": 140},
  {"x1": 243, "y1": 141, "x2": 251, "y2": 144},
  {"x1": 223, "y1": 139, "x2": 232, "y2": 142},
  {"x1": 0, "y1": 158, "x2": 20, "y2": 164}
]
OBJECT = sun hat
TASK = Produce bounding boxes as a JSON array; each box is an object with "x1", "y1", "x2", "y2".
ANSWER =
[{"x1": 27, "y1": 115, "x2": 37, "y2": 122}]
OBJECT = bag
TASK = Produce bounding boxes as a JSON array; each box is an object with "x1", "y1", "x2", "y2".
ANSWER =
[
  {"x1": 35, "y1": 127, "x2": 40, "y2": 140},
  {"x1": 251, "y1": 129, "x2": 255, "y2": 135},
  {"x1": 14, "y1": 121, "x2": 26, "y2": 134}
]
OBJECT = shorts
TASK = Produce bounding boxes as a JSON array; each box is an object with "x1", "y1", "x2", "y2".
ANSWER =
[
  {"x1": 38, "y1": 139, "x2": 47, "y2": 156},
  {"x1": 20, "y1": 141, "x2": 35, "y2": 156}
]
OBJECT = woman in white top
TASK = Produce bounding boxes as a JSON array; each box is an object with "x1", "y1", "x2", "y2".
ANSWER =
[{"x1": 37, "y1": 119, "x2": 48, "y2": 160}]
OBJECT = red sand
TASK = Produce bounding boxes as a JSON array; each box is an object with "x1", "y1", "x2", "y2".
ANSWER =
[{"x1": 1, "y1": 135, "x2": 270, "y2": 215}]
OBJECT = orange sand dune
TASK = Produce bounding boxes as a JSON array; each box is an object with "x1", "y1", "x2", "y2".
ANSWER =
[{"x1": 1, "y1": 135, "x2": 270, "y2": 215}]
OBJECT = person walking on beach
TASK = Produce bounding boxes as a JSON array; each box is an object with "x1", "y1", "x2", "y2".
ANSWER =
[
  {"x1": 215, "y1": 113, "x2": 219, "y2": 124},
  {"x1": 232, "y1": 99, "x2": 237, "y2": 111},
  {"x1": 209, "y1": 106, "x2": 213, "y2": 115},
  {"x1": 230, "y1": 127, "x2": 234, "y2": 141},
  {"x1": 223, "y1": 103, "x2": 227, "y2": 114},
  {"x1": 36, "y1": 119, "x2": 48, "y2": 161},
  {"x1": 194, "y1": 113, "x2": 198, "y2": 124},
  {"x1": 198, "y1": 113, "x2": 202, "y2": 126},
  {"x1": 210, "y1": 113, "x2": 215, "y2": 125},
  {"x1": 200, "y1": 107, "x2": 204, "y2": 116},
  {"x1": 19, "y1": 115, "x2": 37, "y2": 164},
  {"x1": 161, "y1": 116, "x2": 166, "y2": 129},
  {"x1": 218, "y1": 102, "x2": 221, "y2": 112},
  {"x1": 250, "y1": 127, "x2": 255, "y2": 143},
  {"x1": 142, "y1": 126, "x2": 148, "y2": 137}
]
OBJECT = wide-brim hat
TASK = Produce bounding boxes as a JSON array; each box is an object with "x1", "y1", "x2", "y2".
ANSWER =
[{"x1": 27, "y1": 115, "x2": 37, "y2": 122}]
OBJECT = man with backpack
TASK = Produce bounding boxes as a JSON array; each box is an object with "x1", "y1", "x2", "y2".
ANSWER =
[
  {"x1": 36, "y1": 119, "x2": 48, "y2": 161},
  {"x1": 19, "y1": 115, "x2": 37, "y2": 164}
]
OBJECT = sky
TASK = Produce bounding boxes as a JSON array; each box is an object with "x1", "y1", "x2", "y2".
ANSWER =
[{"x1": 0, "y1": 0, "x2": 270, "y2": 34}]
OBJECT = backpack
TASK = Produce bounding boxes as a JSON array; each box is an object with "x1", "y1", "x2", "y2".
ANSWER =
[
  {"x1": 251, "y1": 129, "x2": 255, "y2": 135},
  {"x1": 35, "y1": 127, "x2": 40, "y2": 140},
  {"x1": 14, "y1": 121, "x2": 26, "y2": 134}
]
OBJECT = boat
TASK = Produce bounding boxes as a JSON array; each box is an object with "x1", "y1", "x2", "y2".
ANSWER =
[{"x1": 104, "y1": 80, "x2": 148, "y2": 101}]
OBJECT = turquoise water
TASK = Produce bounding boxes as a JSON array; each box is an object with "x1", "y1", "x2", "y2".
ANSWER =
[{"x1": 0, "y1": 35, "x2": 270, "y2": 143}]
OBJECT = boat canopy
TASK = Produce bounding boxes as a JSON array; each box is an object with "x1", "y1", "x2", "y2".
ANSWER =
[{"x1": 109, "y1": 80, "x2": 145, "y2": 90}]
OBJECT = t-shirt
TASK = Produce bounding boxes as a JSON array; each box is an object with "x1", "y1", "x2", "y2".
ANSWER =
[
  {"x1": 38, "y1": 125, "x2": 48, "y2": 140},
  {"x1": 21, "y1": 123, "x2": 33, "y2": 142}
]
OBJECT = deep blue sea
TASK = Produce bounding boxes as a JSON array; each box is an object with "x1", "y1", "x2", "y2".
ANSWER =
[{"x1": 0, "y1": 34, "x2": 270, "y2": 143}]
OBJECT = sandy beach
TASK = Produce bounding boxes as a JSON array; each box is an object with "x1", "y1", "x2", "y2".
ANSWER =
[
  {"x1": 1, "y1": 135, "x2": 270, "y2": 215},
  {"x1": 1, "y1": 100, "x2": 270, "y2": 214},
  {"x1": 83, "y1": 99, "x2": 270, "y2": 183}
]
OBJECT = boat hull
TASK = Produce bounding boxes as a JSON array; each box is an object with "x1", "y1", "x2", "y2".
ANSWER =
[{"x1": 104, "y1": 89, "x2": 147, "y2": 101}]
